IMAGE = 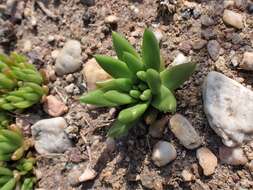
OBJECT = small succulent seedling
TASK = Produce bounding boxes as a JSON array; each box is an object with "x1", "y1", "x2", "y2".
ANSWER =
[
  {"x1": 0, "y1": 125, "x2": 31, "y2": 161},
  {"x1": 80, "y1": 29, "x2": 196, "y2": 138},
  {"x1": 0, "y1": 52, "x2": 47, "y2": 111}
]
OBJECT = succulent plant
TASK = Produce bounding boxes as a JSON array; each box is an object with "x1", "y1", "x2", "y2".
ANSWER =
[
  {"x1": 0, "y1": 52, "x2": 43, "y2": 93},
  {"x1": 16, "y1": 157, "x2": 35, "y2": 175},
  {"x1": 0, "y1": 125, "x2": 31, "y2": 161},
  {"x1": 80, "y1": 29, "x2": 196, "y2": 138},
  {"x1": 0, "y1": 112, "x2": 9, "y2": 128},
  {"x1": 0, "y1": 166, "x2": 17, "y2": 190},
  {"x1": 21, "y1": 177, "x2": 36, "y2": 190},
  {"x1": 0, "y1": 158, "x2": 36, "y2": 190},
  {"x1": 0, "y1": 82, "x2": 47, "y2": 111},
  {"x1": 0, "y1": 53, "x2": 47, "y2": 111}
]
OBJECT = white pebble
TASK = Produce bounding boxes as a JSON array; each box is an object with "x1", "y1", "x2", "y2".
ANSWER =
[
  {"x1": 79, "y1": 167, "x2": 97, "y2": 182},
  {"x1": 152, "y1": 141, "x2": 177, "y2": 167}
]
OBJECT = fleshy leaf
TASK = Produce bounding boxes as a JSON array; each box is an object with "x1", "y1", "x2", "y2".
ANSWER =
[
  {"x1": 96, "y1": 78, "x2": 133, "y2": 92},
  {"x1": 107, "y1": 120, "x2": 134, "y2": 138},
  {"x1": 151, "y1": 85, "x2": 176, "y2": 113},
  {"x1": 139, "y1": 89, "x2": 152, "y2": 101},
  {"x1": 146, "y1": 68, "x2": 161, "y2": 95},
  {"x1": 94, "y1": 55, "x2": 134, "y2": 80},
  {"x1": 142, "y1": 29, "x2": 160, "y2": 71},
  {"x1": 122, "y1": 52, "x2": 143, "y2": 75},
  {"x1": 103, "y1": 90, "x2": 136, "y2": 105},
  {"x1": 160, "y1": 62, "x2": 196, "y2": 91},
  {"x1": 118, "y1": 101, "x2": 149, "y2": 123},
  {"x1": 112, "y1": 32, "x2": 140, "y2": 60},
  {"x1": 80, "y1": 89, "x2": 117, "y2": 107}
]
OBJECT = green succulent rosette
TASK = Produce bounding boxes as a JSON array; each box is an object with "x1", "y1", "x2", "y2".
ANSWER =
[{"x1": 80, "y1": 29, "x2": 196, "y2": 138}]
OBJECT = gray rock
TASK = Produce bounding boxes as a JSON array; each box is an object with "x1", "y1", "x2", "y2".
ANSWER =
[
  {"x1": 55, "y1": 40, "x2": 82, "y2": 76},
  {"x1": 239, "y1": 52, "x2": 253, "y2": 71},
  {"x1": 31, "y1": 117, "x2": 72, "y2": 154},
  {"x1": 201, "y1": 28, "x2": 217, "y2": 40},
  {"x1": 203, "y1": 71, "x2": 253, "y2": 147},
  {"x1": 207, "y1": 40, "x2": 220, "y2": 61},
  {"x1": 152, "y1": 141, "x2": 176, "y2": 167},
  {"x1": 200, "y1": 15, "x2": 214, "y2": 26},
  {"x1": 219, "y1": 146, "x2": 248, "y2": 165},
  {"x1": 223, "y1": 9, "x2": 244, "y2": 29},
  {"x1": 192, "y1": 39, "x2": 207, "y2": 50},
  {"x1": 169, "y1": 114, "x2": 201, "y2": 149},
  {"x1": 196, "y1": 147, "x2": 217, "y2": 176}
]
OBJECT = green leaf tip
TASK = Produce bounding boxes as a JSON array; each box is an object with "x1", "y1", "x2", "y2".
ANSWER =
[
  {"x1": 160, "y1": 62, "x2": 196, "y2": 91},
  {"x1": 142, "y1": 28, "x2": 161, "y2": 71},
  {"x1": 112, "y1": 31, "x2": 140, "y2": 61}
]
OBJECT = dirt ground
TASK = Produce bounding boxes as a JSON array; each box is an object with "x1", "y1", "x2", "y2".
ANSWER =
[{"x1": 1, "y1": 0, "x2": 253, "y2": 189}]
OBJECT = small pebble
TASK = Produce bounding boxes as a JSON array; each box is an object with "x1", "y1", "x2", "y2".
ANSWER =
[
  {"x1": 171, "y1": 53, "x2": 190, "y2": 66},
  {"x1": 178, "y1": 41, "x2": 192, "y2": 54},
  {"x1": 82, "y1": 58, "x2": 111, "y2": 91},
  {"x1": 196, "y1": 147, "x2": 217, "y2": 176},
  {"x1": 224, "y1": 0, "x2": 235, "y2": 8},
  {"x1": 219, "y1": 146, "x2": 248, "y2": 165},
  {"x1": 200, "y1": 15, "x2": 214, "y2": 26},
  {"x1": 154, "y1": 29, "x2": 163, "y2": 43},
  {"x1": 207, "y1": 40, "x2": 220, "y2": 61},
  {"x1": 79, "y1": 167, "x2": 97, "y2": 182},
  {"x1": 23, "y1": 40, "x2": 32, "y2": 52},
  {"x1": 43, "y1": 95, "x2": 68, "y2": 117},
  {"x1": 105, "y1": 15, "x2": 119, "y2": 24},
  {"x1": 181, "y1": 169, "x2": 194, "y2": 182},
  {"x1": 201, "y1": 28, "x2": 217, "y2": 40},
  {"x1": 223, "y1": 9, "x2": 244, "y2": 29},
  {"x1": 192, "y1": 39, "x2": 207, "y2": 50},
  {"x1": 31, "y1": 117, "x2": 72, "y2": 154},
  {"x1": 65, "y1": 74, "x2": 74, "y2": 83},
  {"x1": 239, "y1": 52, "x2": 253, "y2": 71},
  {"x1": 152, "y1": 141, "x2": 177, "y2": 167},
  {"x1": 47, "y1": 66, "x2": 57, "y2": 81},
  {"x1": 169, "y1": 114, "x2": 201, "y2": 149},
  {"x1": 47, "y1": 35, "x2": 55, "y2": 43},
  {"x1": 55, "y1": 40, "x2": 82, "y2": 76}
]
